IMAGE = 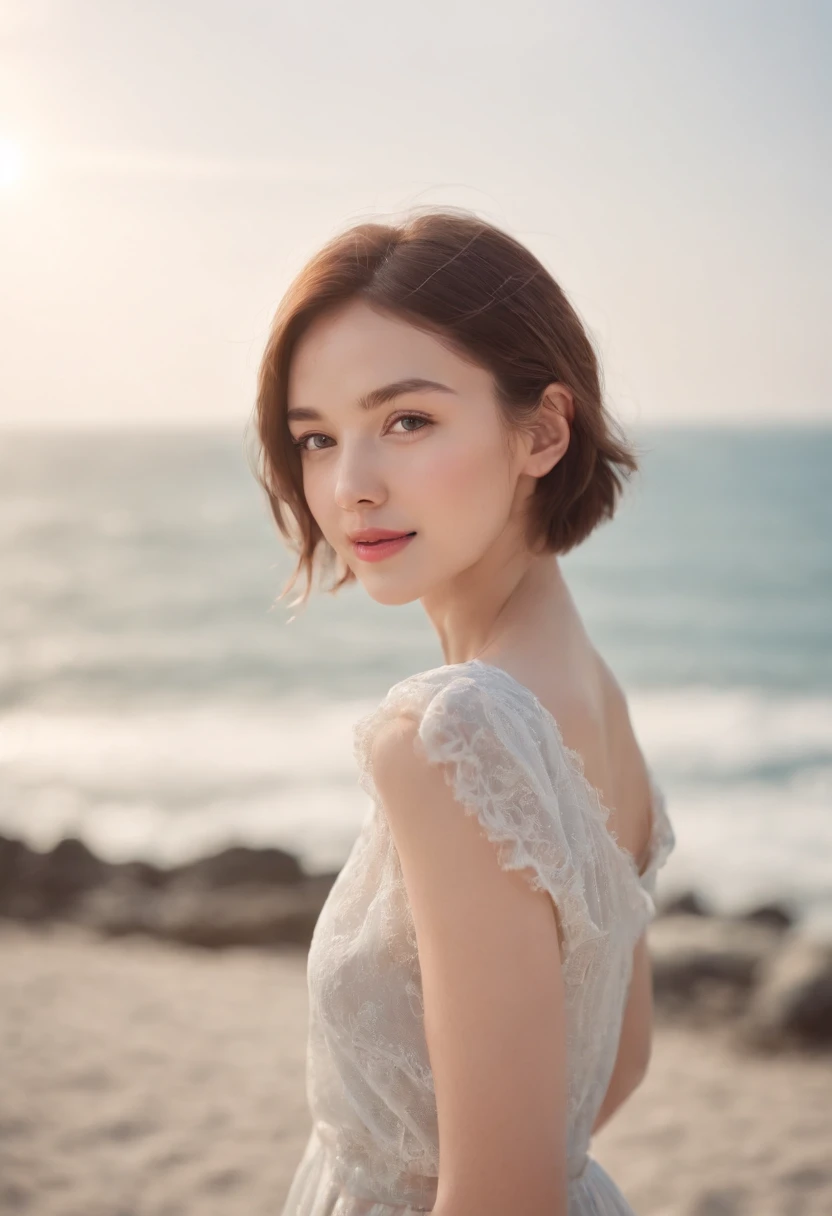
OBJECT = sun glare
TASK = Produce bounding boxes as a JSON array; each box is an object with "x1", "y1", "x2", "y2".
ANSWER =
[{"x1": 0, "y1": 138, "x2": 24, "y2": 190}]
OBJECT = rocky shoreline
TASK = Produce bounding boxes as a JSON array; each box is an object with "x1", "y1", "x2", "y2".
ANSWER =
[{"x1": 2, "y1": 833, "x2": 830, "y2": 1053}]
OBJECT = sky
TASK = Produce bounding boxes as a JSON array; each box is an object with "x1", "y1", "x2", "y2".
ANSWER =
[{"x1": 0, "y1": 0, "x2": 829, "y2": 429}]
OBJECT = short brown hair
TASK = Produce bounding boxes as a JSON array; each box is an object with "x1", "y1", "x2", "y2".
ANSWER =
[{"x1": 247, "y1": 206, "x2": 640, "y2": 610}]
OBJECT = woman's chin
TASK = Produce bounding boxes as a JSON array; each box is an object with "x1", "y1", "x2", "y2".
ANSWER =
[{"x1": 358, "y1": 577, "x2": 424, "y2": 608}]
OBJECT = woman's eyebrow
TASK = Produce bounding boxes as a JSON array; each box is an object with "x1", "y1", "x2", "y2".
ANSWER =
[{"x1": 286, "y1": 377, "x2": 457, "y2": 423}]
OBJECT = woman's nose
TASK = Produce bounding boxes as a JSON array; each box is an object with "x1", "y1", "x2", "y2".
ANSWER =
[{"x1": 333, "y1": 438, "x2": 385, "y2": 510}]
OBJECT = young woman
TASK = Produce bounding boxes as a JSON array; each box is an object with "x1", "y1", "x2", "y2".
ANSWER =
[{"x1": 252, "y1": 207, "x2": 676, "y2": 1216}]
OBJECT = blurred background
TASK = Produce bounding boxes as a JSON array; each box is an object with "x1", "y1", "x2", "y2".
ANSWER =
[
  {"x1": 1, "y1": 3, "x2": 831, "y2": 1213},
  {"x1": 1, "y1": 0, "x2": 830, "y2": 923},
  {"x1": 3, "y1": 427, "x2": 832, "y2": 922}
]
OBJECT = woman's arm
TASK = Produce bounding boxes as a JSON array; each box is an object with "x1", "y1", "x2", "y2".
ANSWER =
[
  {"x1": 592, "y1": 932, "x2": 653, "y2": 1134},
  {"x1": 371, "y1": 715, "x2": 571, "y2": 1216}
]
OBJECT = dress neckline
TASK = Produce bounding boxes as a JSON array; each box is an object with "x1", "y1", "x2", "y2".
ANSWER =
[{"x1": 461, "y1": 658, "x2": 662, "y2": 887}]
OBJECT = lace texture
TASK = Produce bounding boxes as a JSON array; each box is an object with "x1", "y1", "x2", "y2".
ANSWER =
[{"x1": 281, "y1": 661, "x2": 676, "y2": 1215}]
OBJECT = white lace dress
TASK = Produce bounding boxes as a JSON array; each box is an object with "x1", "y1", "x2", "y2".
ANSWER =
[{"x1": 281, "y1": 659, "x2": 676, "y2": 1215}]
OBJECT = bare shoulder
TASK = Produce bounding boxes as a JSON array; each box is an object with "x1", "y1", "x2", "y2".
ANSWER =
[
  {"x1": 369, "y1": 712, "x2": 497, "y2": 870},
  {"x1": 369, "y1": 712, "x2": 464, "y2": 865},
  {"x1": 369, "y1": 713, "x2": 434, "y2": 801},
  {"x1": 369, "y1": 708, "x2": 564, "y2": 934}
]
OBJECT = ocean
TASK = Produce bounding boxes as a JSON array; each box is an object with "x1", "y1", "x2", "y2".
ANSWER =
[{"x1": 1, "y1": 424, "x2": 830, "y2": 932}]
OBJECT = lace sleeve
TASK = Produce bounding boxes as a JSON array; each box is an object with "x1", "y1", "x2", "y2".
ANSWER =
[{"x1": 353, "y1": 669, "x2": 609, "y2": 987}]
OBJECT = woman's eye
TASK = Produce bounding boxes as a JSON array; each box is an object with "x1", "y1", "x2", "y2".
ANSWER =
[
  {"x1": 292, "y1": 413, "x2": 430, "y2": 454},
  {"x1": 293, "y1": 433, "x2": 330, "y2": 452},
  {"x1": 391, "y1": 413, "x2": 430, "y2": 435}
]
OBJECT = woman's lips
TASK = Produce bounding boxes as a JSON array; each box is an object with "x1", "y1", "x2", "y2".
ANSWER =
[{"x1": 351, "y1": 532, "x2": 416, "y2": 562}]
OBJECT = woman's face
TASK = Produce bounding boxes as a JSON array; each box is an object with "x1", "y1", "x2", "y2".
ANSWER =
[{"x1": 286, "y1": 299, "x2": 541, "y2": 606}]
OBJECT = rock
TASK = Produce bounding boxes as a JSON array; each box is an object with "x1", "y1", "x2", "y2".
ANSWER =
[
  {"x1": 73, "y1": 872, "x2": 337, "y2": 949},
  {"x1": 113, "y1": 859, "x2": 168, "y2": 889},
  {"x1": 735, "y1": 935, "x2": 832, "y2": 1051},
  {"x1": 145, "y1": 876, "x2": 336, "y2": 949},
  {"x1": 0, "y1": 836, "x2": 27, "y2": 898},
  {"x1": 73, "y1": 880, "x2": 160, "y2": 939},
  {"x1": 656, "y1": 889, "x2": 711, "y2": 918},
  {"x1": 648, "y1": 914, "x2": 784, "y2": 1024},
  {"x1": 0, "y1": 833, "x2": 324, "y2": 945},
  {"x1": 0, "y1": 836, "x2": 110, "y2": 919},
  {"x1": 165, "y1": 845, "x2": 304, "y2": 889},
  {"x1": 731, "y1": 901, "x2": 796, "y2": 931}
]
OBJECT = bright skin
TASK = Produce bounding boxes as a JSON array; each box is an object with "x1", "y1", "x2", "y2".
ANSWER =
[{"x1": 286, "y1": 297, "x2": 574, "y2": 665}]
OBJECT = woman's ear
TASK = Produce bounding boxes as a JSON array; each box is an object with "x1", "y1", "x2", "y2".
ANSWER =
[{"x1": 521, "y1": 383, "x2": 574, "y2": 479}]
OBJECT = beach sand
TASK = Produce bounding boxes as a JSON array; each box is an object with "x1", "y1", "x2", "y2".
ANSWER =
[{"x1": 1, "y1": 923, "x2": 830, "y2": 1216}]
